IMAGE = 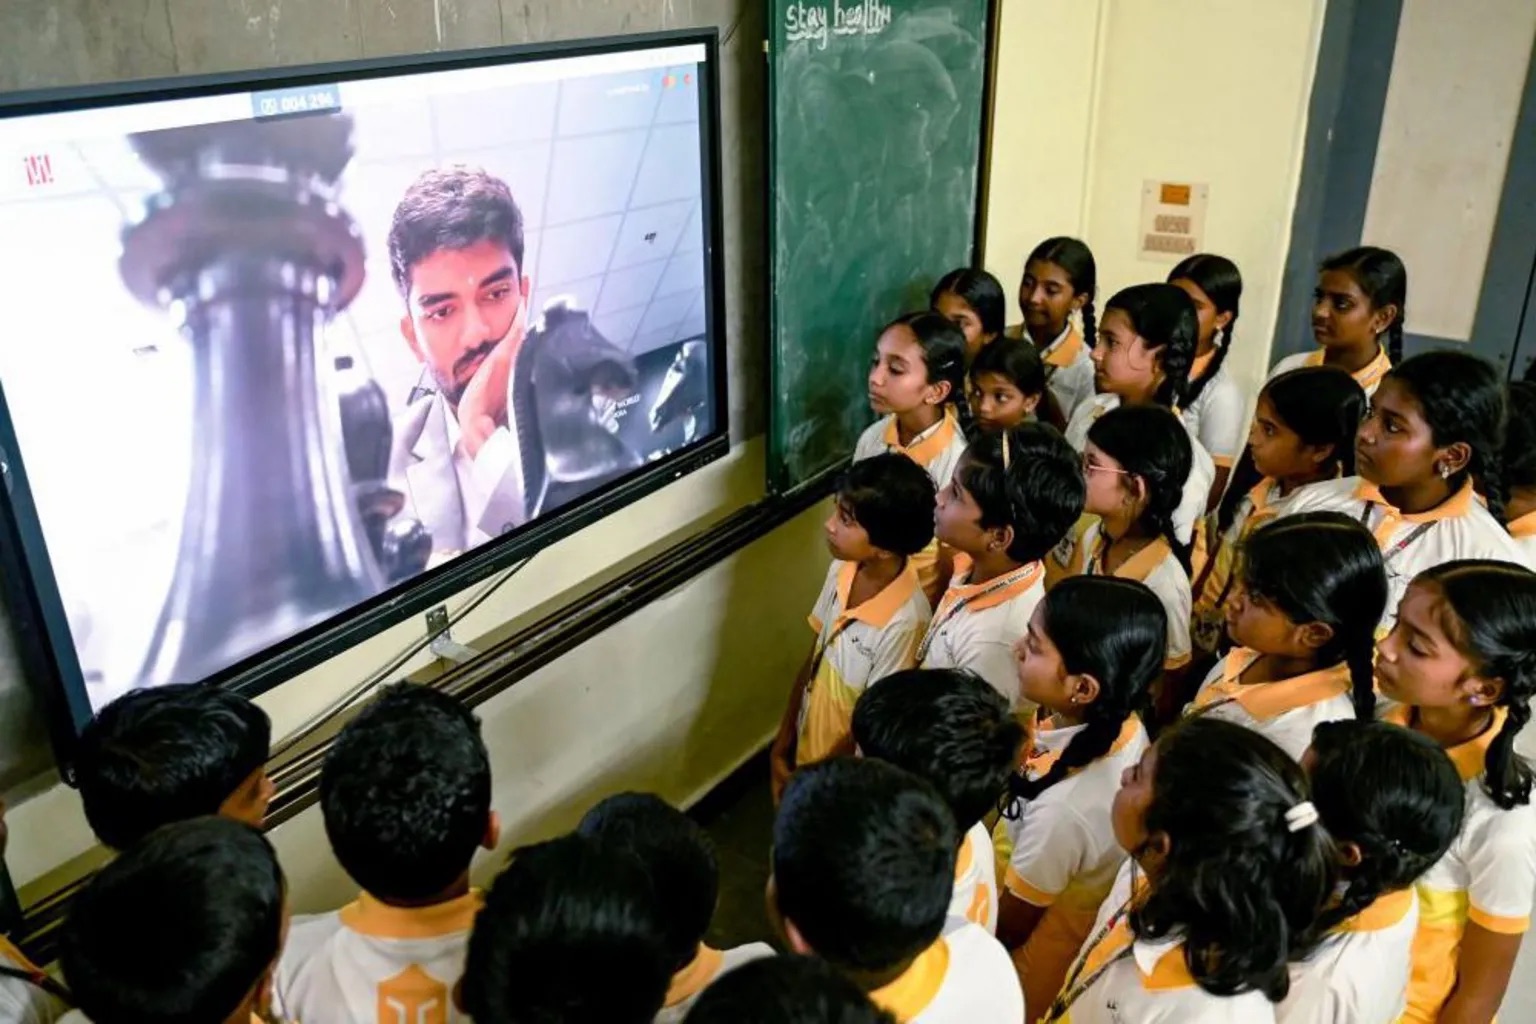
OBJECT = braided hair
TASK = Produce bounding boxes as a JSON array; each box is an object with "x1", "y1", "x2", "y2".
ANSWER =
[
  {"x1": 1087, "y1": 405, "x2": 1194, "y2": 574},
  {"x1": 1386, "y1": 352, "x2": 1508, "y2": 524},
  {"x1": 1321, "y1": 247, "x2": 1407, "y2": 365},
  {"x1": 1502, "y1": 381, "x2": 1536, "y2": 498},
  {"x1": 1103, "y1": 284, "x2": 1198, "y2": 410},
  {"x1": 1168, "y1": 254, "x2": 1242, "y2": 408},
  {"x1": 1026, "y1": 237, "x2": 1098, "y2": 350},
  {"x1": 1418, "y1": 560, "x2": 1536, "y2": 809},
  {"x1": 1304, "y1": 720, "x2": 1463, "y2": 943},
  {"x1": 1005, "y1": 577, "x2": 1164, "y2": 806}
]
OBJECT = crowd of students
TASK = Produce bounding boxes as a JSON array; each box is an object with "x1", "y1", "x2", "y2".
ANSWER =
[{"x1": 0, "y1": 237, "x2": 1534, "y2": 1024}]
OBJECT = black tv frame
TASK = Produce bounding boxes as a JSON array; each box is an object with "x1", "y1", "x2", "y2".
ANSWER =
[{"x1": 0, "y1": 27, "x2": 730, "y2": 775}]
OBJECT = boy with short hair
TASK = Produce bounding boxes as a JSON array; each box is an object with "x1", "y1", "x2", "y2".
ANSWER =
[
  {"x1": 73, "y1": 683, "x2": 273, "y2": 851},
  {"x1": 461, "y1": 833, "x2": 672, "y2": 1024},
  {"x1": 577, "y1": 792, "x2": 773, "y2": 1022},
  {"x1": 923, "y1": 426, "x2": 1084, "y2": 707},
  {"x1": 277, "y1": 682, "x2": 497, "y2": 1024},
  {"x1": 683, "y1": 956, "x2": 895, "y2": 1024},
  {"x1": 769, "y1": 758, "x2": 1023, "y2": 1023},
  {"x1": 59, "y1": 817, "x2": 287, "y2": 1024},
  {"x1": 771, "y1": 454, "x2": 936, "y2": 797},
  {"x1": 851, "y1": 669, "x2": 1023, "y2": 935}
]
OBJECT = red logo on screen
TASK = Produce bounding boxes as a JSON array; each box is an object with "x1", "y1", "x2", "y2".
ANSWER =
[{"x1": 23, "y1": 154, "x2": 53, "y2": 187}]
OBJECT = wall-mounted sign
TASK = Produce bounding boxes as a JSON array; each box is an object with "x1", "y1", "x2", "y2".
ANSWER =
[{"x1": 1139, "y1": 180, "x2": 1208, "y2": 261}]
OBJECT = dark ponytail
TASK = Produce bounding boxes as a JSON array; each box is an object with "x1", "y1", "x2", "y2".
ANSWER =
[
  {"x1": 1238, "y1": 512, "x2": 1387, "y2": 718},
  {"x1": 1215, "y1": 367, "x2": 1365, "y2": 535},
  {"x1": 1005, "y1": 578, "x2": 1165, "y2": 806},
  {"x1": 1087, "y1": 406, "x2": 1194, "y2": 574},
  {"x1": 1321, "y1": 246, "x2": 1406, "y2": 365},
  {"x1": 1027, "y1": 237, "x2": 1097, "y2": 349},
  {"x1": 931, "y1": 268, "x2": 1007, "y2": 340},
  {"x1": 1169, "y1": 254, "x2": 1243, "y2": 407},
  {"x1": 1138, "y1": 718, "x2": 1337, "y2": 998},
  {"x1": 1304, "y1": 720, "x2": 1464, "y2": 943},
  {"x1": 1386, "y1": 352, "x2": 1508, "y2": 523},
  {"x1": 1103, "y1": 284, "x2": 1198, "y2": 410},
  {"x1": 887, "y1": 311, "x2": 972, "y2": 438},
  {"x1": 1503, "y1": 382, "x2": 1536, "y2": 494},
  {"x1": 1419, "y1": 560, "x2": 1536, "y2": 809}
]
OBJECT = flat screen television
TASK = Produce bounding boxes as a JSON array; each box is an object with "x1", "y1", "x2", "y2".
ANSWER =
[{"x1": 0, "y1": 29, "x2": 728, "y2": 758}]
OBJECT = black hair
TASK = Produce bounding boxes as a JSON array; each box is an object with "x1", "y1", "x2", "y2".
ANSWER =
[
  {"x1": 1216, "y1": 366, "x2": 1365, "y2": 534},
  {"x1": 1504, "y1": 381, "x2": 1536, "y2": 491},
  {"x1": 1238, "y1": 513, "x2": 1387, "y2": 720},
  {"x1": 320, "y1": 681, "x2": 491, "y2": 903},
  {"x1": 956, "y1": 423, "x2": 1086, "y2": 563},
  {"x1": 969, "y1": 336, "x2": 1046, "y2": 401},
  {"x1": 577, "y1": 792, "x2": 718, "y2": 974},
  {"x1": 1086, "y1": 406, "x2": 1193, "y2": 573},
  {"x1": 1006, "y1": 577, "x2": 1164, "y2": 805},
  {"x1": 1320, "y1": 246, "x2": 1407, "y2": 364},
  {"x1": 1385, "y1": 351, "x2": 1509, "y2": 523},
  {"x1": 851, "y1": 668, "x2": 1024, "y2": 832},
  {"x1": 882, "y1": 311, "x2": 972, "y2": 436},
  {"x1": 463, "y1": 833, "x2": 671, "y2": 1024},
  {"x1": 1418, "y1": 560, "x2": 1536, "y2": 809},
  {"x1": 1026, "y1": 237, "x2": 1098, "y2": 349},
  {"x1": 1304, "y1": 720, "x2": 1464, "y2": 941},
  {"x1": 683, "y1": 955, "x2": 896, "y2": 1024},
  {"x1": 74, "y1": 683, "x2": 271, "y2": 851},
  {"x1": 60, "y1": 818, "x2": 285, "y2": 1024},
  {"x1": 1135, "y1": 717, "x2": 1336, "y2": 1000},
  {"x1": 389, "y1": 166, "x2": 526, "y2": 294},
  {"x1": 931, "y1": 267, "x2": 1007, "y2": 340},
  {"x1": 773, "y1": 758, "x2": 956, "y2": 974},
  {"x1": 836, "y1": 453, "x2": 937, "y2": 557},
  {"x1": 1103, "y1": 283, "x2": 1199, "y2": 409},
  {"x1": 1168, "y1": 253, "x2": 1243, "y2": 407}
]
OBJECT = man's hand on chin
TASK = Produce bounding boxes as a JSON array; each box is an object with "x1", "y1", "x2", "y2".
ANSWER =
[{"x1": 457, "y1": 301, "x2": 528, "y2": 459}]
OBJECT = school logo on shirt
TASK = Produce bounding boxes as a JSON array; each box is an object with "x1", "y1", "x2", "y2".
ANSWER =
[{"x1": 378, "y1": 964, "x2": 449, "y2": 1024}]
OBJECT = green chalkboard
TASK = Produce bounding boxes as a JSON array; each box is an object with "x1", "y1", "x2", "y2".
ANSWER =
[{"x1": 767, "y1": 0, "x2": 991, "y2": 492}]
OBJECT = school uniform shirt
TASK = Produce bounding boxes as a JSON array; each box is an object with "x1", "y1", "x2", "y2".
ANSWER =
[
  {"x1": 1064, "y1": 393, "x2": 1215, "y2": 547},
  {"x1": 1508, "y1": 510, "x2": 1536, "y2": 563},
  {"x1": 1006, "y1": 322, "x2": 1096, "y2": 425},
  {"x1": 1276, "y1": 477, "x2": 1535, "y2": 638},
  {"x1": 1000, "y1": 716, "x2": 1148, "y2": 1021},
  {"x1": 950, "y1": 820, "x2": 999, "y2": 935},
  {"x1": 917, "y1": 554, "x2": 1043, "y2": 709},
  {"x1": 1180, "y1": 351, "x2": 1248, "y2": 471},
  {"x1": 853, "y1": 409, "x2": 967, "y2": 597},
  {"x1": 0, "y1": 937, "x2": 68, "y2": 1024},
  {"x1": 800, "y1": 560, "x2": 931, "y2": 765},
  {"x1": 1053, "y1": 860, "x2": 1276, "y2": 1024},
  {"x1": 275, "y1": 889, "x2": 483, "y2": 1024},
  {"x1": 654, "y1": 943, "x2": 776, "y2": 1023},
  {"x1": 1381, "y1": 705, "x2": 1536, "y2": 1023},
  {"x1": 867, "y1": 916, "x2": 1023, "y2": 1024},
  {"x1": 1276, "y1": 887, "x2": 1418, "y2": 1024},
  {"x1": 1269, "y1": 345, "x2": 1393, "y2": 398},
  {"x1": 1049, "y1": 522, "x2": 1192, "y2": 671},
  {"x1": 1188, "y1": 650, "x2": 1356, "y2": 762}
]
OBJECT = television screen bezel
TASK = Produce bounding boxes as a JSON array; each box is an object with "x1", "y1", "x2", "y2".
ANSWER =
[{"x1": 0, "y1": 27, "x2": 730, "y2": 772}]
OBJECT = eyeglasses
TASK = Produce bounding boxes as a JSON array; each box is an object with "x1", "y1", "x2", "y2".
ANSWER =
[{"x1": 1081, "y1": 452, "x2": 1130, "y2": 477}]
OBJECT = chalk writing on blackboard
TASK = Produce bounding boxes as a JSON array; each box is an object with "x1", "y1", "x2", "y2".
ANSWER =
[{"x1": 784, "y1": 0, "x2": 894, "y2": 50}]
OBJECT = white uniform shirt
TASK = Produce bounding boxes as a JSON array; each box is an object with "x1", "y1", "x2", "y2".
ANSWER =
[
  {"x1": 654, "y1": 943, "x2": 776, "y2": 1023},
  {"x1": 1188, "y1": 651, "x2": 1356, "y2": 762},
  {"x1": 1269, "y1": 346, "x2": 1392, "y2": 397},
  {"x1": 1278, "y1": 888, "x2": 1418, "y2": 1024},
  {"x1": 1181, "y1": 355, "x2": 1249, "y2": 470},
  {"x1": 950, "y1": 821, "x2": 999, "y2": 935},
  {"x1": 853, "y1": 411, "x2": 968, "y2": 493},
  {"x1": 1050, "y1": 523, "x2": 1192, "y2": 671},
  {"x1": 918, "y1": 556, "x2": 1044, "y2": 709},
  {"x1": 0, "y1": 939, "x2": 67, "y2": 1024},
  {"x1": 869, "y1": 917, "x2": 1023, "y2": 1024}
]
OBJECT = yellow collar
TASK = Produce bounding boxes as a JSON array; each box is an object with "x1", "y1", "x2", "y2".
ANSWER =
[
  {"x1": 1025, "y1": 716, "x2": 1142, "y2": 779},
  {"x1": 1508, "y1": 510, "x2": 1536, "y2": 540},
  {"x1": 1336, "y1": 888, "x2": 1416, "y2": 933},
  {"x1": 869, "y1": 938, "x2": 950, "y2": 1021},
  {"x1": 940, "y1": 555, "x2": 1045, "y2": 614},
  {"x1": 1194, "y1": 650, "x2": 1352, "y2": 720},
  {"x1": 664, "y1": 945, "x2": 725, "y2": 1008},
  {"x1": 1306, "y1": 345, "x2": 1392, "y2": 391},
  {"x1": 1087, "y1": 530, "x2": 1173, "y2": 584},
  {"x1": 1353, "y1": 478, "x2": 1476, "y2": 526},
  {"x1": 1382, "y1": 704, "x2": 1507, "y2": 781},
  {"x1": 881, "y1": 410, "x2": 959, "y2": 468},
  {"x1": 338, "y1": 889, "x2": 483, "y2": 939},
  {"x1": 1042, "y1": 323, "x2": 1083, "y2": 368},
  {"x1": 832, "y1": 560, "x2": 923, "y2": 629}
]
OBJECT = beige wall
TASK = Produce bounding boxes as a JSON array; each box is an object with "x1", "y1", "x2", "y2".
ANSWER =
[{"x1": 982, "y1": 0, "x2": 1327, "y2": 401}]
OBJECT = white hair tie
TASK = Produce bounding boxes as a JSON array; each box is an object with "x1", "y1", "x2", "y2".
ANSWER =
[{"x1": 1285, "y1": 801, "x2": 1320, "y2": 833}]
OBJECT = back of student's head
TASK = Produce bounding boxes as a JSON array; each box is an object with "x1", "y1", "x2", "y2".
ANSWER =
[
  {"x1": 1136, "y1": 717, "x2": 1334, "y2": 1001},
  {"x1": 1216, "y1": 365, "x2": 1365, "y2": 534},
  {"x1": 772, "y1": 757, "x2": 956, "y2": 975},
  {"x1": 1321, "y1": 246, "x2": 1407, "y2": 363},
  {"x1": 320, "y1": 681, "x2": 491, "y2": 903},
  {"x1": 683, "y1": 955, "x2": 896, "y2": 1024},
  {"x1": 851, "y1": 669, "x2": 1023, "y2": 832},
  {"x1": 1168, "y1": 253, "x2": 1242, "y2": 406},
  {"x1": 1086, "y1": 405, "x2": 1192, "y2": 570},
  {"x1": 1416, "y1": 559, "x2": 1536, "y2": 809},
  {"x1": 882, "y1": 311, "x2": 970, "y2": 429},
  {"x1": 931, "y1": 267, "x2": 1006, "y2": 341},
  {"x1": 1385, "y1": 350, "x2": 1509, "y2": 521},
  {"x1": 1305, "y1": 719, "x2": 1464, "y2": 940},
  {"x1": 1011, "y1": 576, "x2": 1164, "y2": 803},
  {"x1": 956, "y1": 423, "x2": 1085, "y2": 563},
  {"x1": 577, "y1": 792, "x2": 717, "y2": 973},
  {"x1": 74, "y1": 682, "x2": 271, "y2": 850},
  {"x1": 1103, "y1": 283, "x2": 1199, "y2": 409},
  {"x1": 1239, "y1": 512, "x2": 1387, "y2": 719},
  {"x1": 61, "y1": 817, "x2": 285, "y2": 1024},
  {"x1": 463, "y1": 833, "x2": 671, "y2": 1024},
  {"x1": 1505, "y1": 380, "x2": 1536, "y2": 493},
  {"x1": 836, "y1": 453, "x2": 937, "y2": 558},
  {"x1": 1025, "y1": 237, "x2": 1098, "y2": 348}
]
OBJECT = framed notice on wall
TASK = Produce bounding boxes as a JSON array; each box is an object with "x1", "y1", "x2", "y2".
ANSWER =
[{"x1": 1139, "y1": 180, "x2": 1208, "y2": 261}]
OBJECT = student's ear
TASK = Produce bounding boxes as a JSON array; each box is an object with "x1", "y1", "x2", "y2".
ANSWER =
[
  {"x1": 520, "y1": 273, "x2": 532, "y2": 302},
  {"x1": 1069, "y1": 292, "x2": 1087, "y2": 315},
  {"x1": 1065, "y1": 672, "x2": 1102, "y2": 709},
  {"x1": 1296, "y1": 621, "x2": 1335, "y2": 654},
  {"x1": 925, "y1": 378, "x2": 955, "y2": 407},
  {"x1": 1303, "y1": 442, "x2": 1336, "y2": 471},
  {"x1": 988, "y1": 523, "x2": 1015, "y2": 555},
  {"x1": 482, "y1": 810, "x2": 502, "y2": 852},
  {"x1": 782, "y1": 916, "x2": 814, "y2": 956},
  {"x1": 1021, "y1": 392, "x2": 1042, "y2": 417},
  {"x1": 1136, "y1": 830, "x2": 1172, "y2": 875},
  {"x1": 1461, "y1": 673, "x2": 1507, "y2": 708},
  {"x1": 1214, "y1": 309, "x2": 1235, "y2": 334},
  {"x1": 1337, "y1": 841, "x2": 1364, "y2": 869},
  {"x1": 1368, "y1": 302, "x2": 1401, "y2": 338},
  {"x1": 1435, "y1": 441, "x2": 1473, "y2": 478},
  {"x1": 1124, "y1": 473, "x2": 1150, "y2": 513},
  {"x1": 400, "y1": 313, "x2": 425, "y2": 361}
]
